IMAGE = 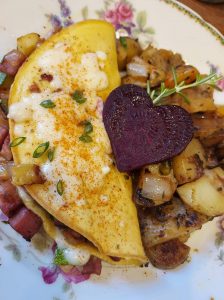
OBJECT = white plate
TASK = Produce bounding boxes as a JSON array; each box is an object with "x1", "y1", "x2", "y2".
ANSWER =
[{"x1": 0, "y1": 1, "x2": 224, "y2": 299}]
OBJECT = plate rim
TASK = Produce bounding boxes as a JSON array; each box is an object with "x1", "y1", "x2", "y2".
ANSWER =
[{"x1": 164, "y1": 0, "x2": 224, "y2": 45}]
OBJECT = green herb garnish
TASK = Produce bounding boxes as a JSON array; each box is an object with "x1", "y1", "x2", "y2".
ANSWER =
[
  {"x1": 10, "y1": 137, "x2": 26, "y2": 147},
  {"x1": 33, "y1": 141, "x2": 50, "y2": 158},
  {"x1": 120, "y1": 36, "x2": 127, "y2": 48},
  {"x1": 40, "y1": 100, "x2": 56, "y2": 108},
  {"x1": 148, "y1": 71, "x2": 223, "y2": 105},
  {"x1": 80, "y1": 120, "x2": 93, "y2": 134},
  {"x1": 57, "y1": 180, "x2": 64, "y2": 196},
  {"x1": 48, "y1": 148, "x2": 55, "y2": 162},
  {"x1": 72, "y1": 90, "x2": 87, "y2": 104},
  {"x1": 79, "y1": 120, "x2": 93, "y2": 142},
  {"x1": 0, "y1": 72, "x2": 6, "y2": 85},
  {"x1": 79, "y1": 134, "x2": 93, "y2": 143},
  {"x1": 54, "y1": 248, "x2": 68, "y2": 265}
]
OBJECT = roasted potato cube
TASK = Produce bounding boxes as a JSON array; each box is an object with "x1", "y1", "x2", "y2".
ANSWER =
[
  {"x1": 135, "y1": 163, "x2": 177, "y2": 207},
  {"x1": 165, "y1": 65, "x2": 199, "y2": 89},
  {"x1": 116, "y1": 37, "x2": 141, "y2": 71},
  {"x1": 122, "y1": 75, "x2": 147, "y2": 87},
  {"x1": 177, "y1": 167, "x2": 224, "y2": 216},
  {"x1": 140, "y1": 46, "x2": 184, "y2": 73},
  {"x1": 164, "y1": 84, "x2": 216, "y2": 113},
  {"x1": 138, "y1": 197, "x2": 209, "y2": 247},
  {"x1": 172, "y1": 138, "x2": 206, "y2": 185},
  {"x1": 147, "y1": 239, "x2": 190, "y2": 270},
  {"x1": 17, "y1": 33, "x2": 40, "y2": 57},
  {"x1": 11, "y1": 164, "x2": 45, "y2": 186}
]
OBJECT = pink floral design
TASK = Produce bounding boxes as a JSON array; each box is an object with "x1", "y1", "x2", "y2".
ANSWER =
[
  {"x1": 104, "y1": 9, "x2": 118, "y2": 26},
  {"x1": 103, "y1": 1, "x2": 134, "y2": 33},
  {"x1": 39, "y1": 256, "x2": 102, "y2": 285},
  {"x1": 217, "y1": 78, "x2": 224, "y2": 91},
  {"x1": 39, "y1": 265, "x2": 60, "y2": 284},
  {"x1": 115, "y1": 2, "x2": 133, "y2": 23}
]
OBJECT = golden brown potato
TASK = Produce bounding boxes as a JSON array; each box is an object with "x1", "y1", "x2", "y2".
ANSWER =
[
  {"x1": 164, "y1": 84, "x2": 216, "y2": 113},
  {"x1": 116, "y1": 37, "x2": 141, "y2": 71},
  {"x1": 177, "y1": 167, "x2": 224, "y2": 217},
  {"x1": 165, "y1": 65, "x2": 199, "y2": 89},
  {"x1": 122, "y1": 75, "x2": 147, "y2": 87},
  {"x1": 11, "y1": 164, "x2": 45, "y2": 185},
  {"x1": 138, "y1": 197, "x2": 209, "y2": 247},
  {"x1": 135, "y1": 162, "x2": 177, "y2": 207},
  {"x1": 192, "y1": 112, "x2": 224, "y2": 140},
  {"x1": 172, "y1": 138, "x2": 206, "y2": 185},
  {"x1": 147, "y1": 239, "x2": 190, "y2": 270},
  {"x1": 17, "y1": 33, "x2": 40, "y2": 57},
  {"x1": 140, "y1": 46, "x2": 184, "y2": 73}
]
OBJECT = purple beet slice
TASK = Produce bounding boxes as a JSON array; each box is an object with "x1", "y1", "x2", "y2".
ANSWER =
[{"x1": 103, "y1": 84, "x2": 194, "y2": 172}]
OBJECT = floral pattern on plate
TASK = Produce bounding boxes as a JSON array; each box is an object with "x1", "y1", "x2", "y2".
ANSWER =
[{"x1": 0, "y1": 0, "x2": 224, "y2": 298}]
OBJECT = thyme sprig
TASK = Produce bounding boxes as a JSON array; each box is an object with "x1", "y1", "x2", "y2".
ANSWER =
[{"x1": 148, "y1": 70, "x2": 223, "y2": 105}]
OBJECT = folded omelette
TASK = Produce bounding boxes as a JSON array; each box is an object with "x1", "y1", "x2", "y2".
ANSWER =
[{"x1": 8, "y1": 20, "x2": 147, "y2": 265}]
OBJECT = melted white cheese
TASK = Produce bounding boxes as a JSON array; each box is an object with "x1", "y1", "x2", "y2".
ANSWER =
[
  {"x1": 9, "y1": 50, "x2": 112, "y2": 212},
  {"x1": 17, "y1": 187, "x2": 90, "y2": 266},
  {"x1": 73, "y1": 53, "x2": 108, "y2": 91},
  {"x1": 8, "y1": 97, "x2": 33, "y2": 122},
  {"x1": 55, "y1": 231, "x2": 90, "y2": 266},
  {"x1": 102, "y1": 166, "x2": 110, "y2": 175},
  {"x1": 38, "y1": 45, "x2": 71, "y2": 70}
]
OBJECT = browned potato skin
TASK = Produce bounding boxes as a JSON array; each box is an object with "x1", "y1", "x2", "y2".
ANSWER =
[
  {"x1": 138, "y1": 197, "x2": 209, "y2": 247},
  {"x1": 164, "y1": 84, "x2": 216, "y2": 114},
  {"x1": 177, "y1": 167, "x2": 224, "y2": 217},
  {"x1": 147, "y1": 239, "x2": 190, "y2": 270},
  {"x1": 11, "y1": 164, "x2": 45, "y2": 186},
  {"x1": 165, "y1": 65, "x2": 199, "y2": 89},
  {"x1": 122, "y1": 75, "x2": 147, "y2": 87},
  {"x1": 172, "y1": 138, "x2": 206, "y2": 185},
  {"x1": 140, "y1": 46, "x2": 184, "y2": 73},
  {"x1": 17, "y1": 33, "x2": 40, "y2": 57},
  {"x1": 117, "y1": 37, "x2": 142, "y2": 71}
]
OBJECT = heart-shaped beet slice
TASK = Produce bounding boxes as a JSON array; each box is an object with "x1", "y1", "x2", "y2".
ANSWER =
[{"x1": 103, "y1": 84, "x2": 194, "y2": 172}]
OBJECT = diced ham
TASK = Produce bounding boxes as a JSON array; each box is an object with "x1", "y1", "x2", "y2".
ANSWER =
[
  {"x1": 0, "y1": 134, "x2": 12, "y2": 161},
  {"x1": 0, "y1": 107, "x2": 8, "y2": 127},
  {"x1": 0, "y1": 180, "x2": 22, "y2": 216},
  {"x1": 0, "y1": 50, "x2": 26, "y2": 76},
  {"x1": 81, "y1": 256, "x2": 102, "y2": 276},
  {"x1": 0, "y1": 127, "x2": 8, "y2": 148},
  {"x1": 64, "y1": 228, "x2": 86, "y2": 242},
  {"x1": 0, "y1": 89, "x2": 9, "y2": 100},
  {"x1": 9, "y1": 207, "x2": 42, "y2": 240}
]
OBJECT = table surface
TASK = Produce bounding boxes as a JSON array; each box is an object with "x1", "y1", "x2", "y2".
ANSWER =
[{"x1": 178, "y1": 0, "x2": 224, "y2": 34}]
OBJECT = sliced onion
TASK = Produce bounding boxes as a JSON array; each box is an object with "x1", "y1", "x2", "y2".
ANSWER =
[
  {"x1": 127, "y1": 56, "x2": 150, "y2": 77},
  {"x1": 0, "y1": 161, "x2": 14, "y2": 180},
  {"x1": 127, "y1": 62, "x2": 148, "y2": 77},
  {"x1": 141, "y1": 174, "x2": 174, "y2": 203}
]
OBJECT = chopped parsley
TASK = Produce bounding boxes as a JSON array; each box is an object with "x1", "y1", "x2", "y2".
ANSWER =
[
  {"x1": 33, "y1": 142, "x2": 50, "y2": 158},
  {"x1": 40, "y1": 100, "x2": 56, "y2": 108},
  {"x1": 10, "y1": 137, "x2": 26, "y2": 147},
  {"x1": 54, "y1": 248, "x2": 68, "y2": 265},
  {"x1": 72, "y1": 90, "x2": 87, "y2": 104}
]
